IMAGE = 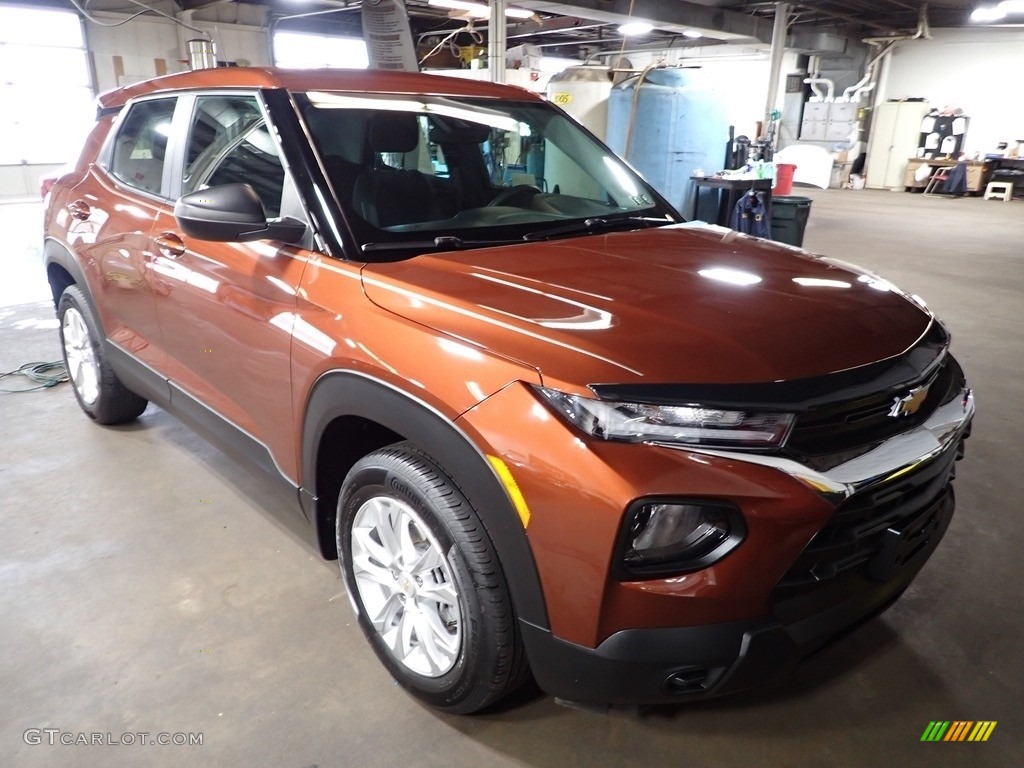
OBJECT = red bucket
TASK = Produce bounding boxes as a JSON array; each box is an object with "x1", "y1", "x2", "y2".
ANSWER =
[{"x1": 773, "y1": 163, "x2": 796, "y2": 195}]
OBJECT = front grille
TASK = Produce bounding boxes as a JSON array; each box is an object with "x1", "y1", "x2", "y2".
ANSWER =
[
  {"x1": 787, "y1": 357, "x2": 957, "y2": 458},
  {"x1": 774, "y1": 443, "x2": 961, "y2": 599}
]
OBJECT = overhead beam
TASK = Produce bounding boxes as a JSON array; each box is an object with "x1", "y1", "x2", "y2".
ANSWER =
[
  {"x1": 178, "y1": 0, "x2": 233, "y2": 9},
  {"x1": 762, "y1": 2, "x2": 788, "y2": 140},
  {"x1": 510, "y1": 0, "x2": 772, "y2": 43}
]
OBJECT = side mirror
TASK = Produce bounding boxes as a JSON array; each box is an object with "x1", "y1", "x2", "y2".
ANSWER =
[{"x1": 174, "y1": 183, "x2": 306, "y2": 243}]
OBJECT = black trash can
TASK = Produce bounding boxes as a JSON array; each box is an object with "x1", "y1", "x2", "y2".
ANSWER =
[
  {"x1": 992, "y1": 168, "x2": 1024, "y2": 195},
  {"x1": 770, "y1": 195, "x2": 812, "y2": 247}
]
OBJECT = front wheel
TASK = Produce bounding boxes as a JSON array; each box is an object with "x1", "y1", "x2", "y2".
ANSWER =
[
  {"x1": 337, "y1": 443, "x2": 528, "y2": 713},
  {"x1": 58, "y1": 285, "x2": 147, "y2": 424}
]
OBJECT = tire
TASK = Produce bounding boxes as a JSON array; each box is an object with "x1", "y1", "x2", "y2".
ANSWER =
[
  {"x1": 337, "y1": 442, "x2": 528, "y2": 713},
  {"x1": 58, "y1": 285, "x2": 148, "y2": 425}
]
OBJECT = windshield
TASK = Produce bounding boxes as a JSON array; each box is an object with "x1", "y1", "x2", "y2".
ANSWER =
[{"x1": 300, "y1": 91, "x2": 678, "y2": 251}]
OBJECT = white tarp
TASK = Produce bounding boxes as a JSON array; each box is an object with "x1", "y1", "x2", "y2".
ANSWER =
[
  {"x1": 773, "y1": 144, "x2": 835, "y2": 190},
  {"x1": 361, "y1": 0, "x2": 418, "y2": 72}
]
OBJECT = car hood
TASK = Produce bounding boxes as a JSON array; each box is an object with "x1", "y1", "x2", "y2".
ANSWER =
[{"x1": 361, "y1": 224, "x2": 933, "y2": 388}]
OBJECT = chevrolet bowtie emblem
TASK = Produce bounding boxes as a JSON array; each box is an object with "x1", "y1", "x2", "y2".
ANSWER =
[{"x1": 889, "y1": 383, "x2": 931, "y2": 418}]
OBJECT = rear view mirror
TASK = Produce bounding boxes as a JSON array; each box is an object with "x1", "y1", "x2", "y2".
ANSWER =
[{"x1": 174, "y1": 183, "x2": 305, "y2": 243}]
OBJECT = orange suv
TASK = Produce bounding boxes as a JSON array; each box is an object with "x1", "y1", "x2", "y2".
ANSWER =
[{"x1": 44, "y1": 68, "x2": 974, "y2": 713}]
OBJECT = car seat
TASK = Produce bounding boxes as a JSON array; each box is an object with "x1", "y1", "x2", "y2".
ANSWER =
[{"x1": 351, "y1": 112, "x2": 444, "y2": 228}]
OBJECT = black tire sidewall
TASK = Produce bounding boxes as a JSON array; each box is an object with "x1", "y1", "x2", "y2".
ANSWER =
[
  {"x1": 337, "y1": 453, "x2": 496, "y2": 711},
  {"x1": 57, "y1": 285, "x2": 146, "y2": 424}
]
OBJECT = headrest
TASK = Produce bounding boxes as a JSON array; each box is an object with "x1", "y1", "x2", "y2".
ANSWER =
[
  {"x1": 366, "y1": 112, "x2": 420, "y2": 154},
  {"x1": 429, "y1": 115, "x2": 492, "y2": 145},
  {"x1": 305, "y1": 108, "x2": 370, "y2": 164}
]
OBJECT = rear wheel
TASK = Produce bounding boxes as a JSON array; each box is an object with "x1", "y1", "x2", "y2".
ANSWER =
[
  {"x1": 337, "y1": 442, "x2": 528, "y2": 713},
  {"x1": 58, "y1": 285, "x2": 147, "y2": 424}
]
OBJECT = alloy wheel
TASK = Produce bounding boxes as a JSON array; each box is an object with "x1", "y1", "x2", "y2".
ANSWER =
[
  {"x1": 350, "y1": 496, "x2": 462, "y2": 677},
  {"x1": 62, "y1": 306, "x2": 100, "y2": 406}
]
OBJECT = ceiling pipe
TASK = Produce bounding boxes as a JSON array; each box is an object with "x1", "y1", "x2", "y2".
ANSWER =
[
  {"x1": 489, "y1": 0, "x2": 507, "y2": 82},
  {"x1": 840, "y1": 71, "x2": 871, "y2": 101},
  {"x1": 849, "y1": 81, "x2": 875, "y2": 104},
  {"x1": 762, "y1": 2, "x2": 789, "y2": 140},
  {"x1": 507, "y1": 0, "x2": 770, "y2": 44},
  {"x1": 623, "y1": 63, "x2": 662, "y2": 160},
  {"x1": 803, "y1": 77, "x2": 834, "y2": 101},
  {"x1": 862, "y1": 3, "x2": 933, "y2": 44}
]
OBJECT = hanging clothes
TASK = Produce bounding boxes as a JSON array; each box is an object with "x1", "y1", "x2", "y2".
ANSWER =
[
  {"x1": 942, "y1": 162, "x2": 969, "y2": 195},
  {"x1": 730, "y1": 191, "x2": 771, "y2": 237}
]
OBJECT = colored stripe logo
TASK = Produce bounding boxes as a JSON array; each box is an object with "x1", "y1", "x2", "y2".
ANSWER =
[{"x1": 921, "y1": 721, "x2": 997, "y2": 742}]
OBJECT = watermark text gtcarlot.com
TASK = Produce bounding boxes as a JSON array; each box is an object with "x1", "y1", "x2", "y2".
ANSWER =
[{"x1": 24, "y1": 729, "x2": 203, "y2": 747}]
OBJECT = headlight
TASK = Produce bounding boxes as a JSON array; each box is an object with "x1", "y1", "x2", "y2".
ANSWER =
[
  {"x1": 534, "y1": 387, "x2": 794, "y2": 449},
  {"x1": 616, "y1": 500, "x2": 746, "y2": 578}
]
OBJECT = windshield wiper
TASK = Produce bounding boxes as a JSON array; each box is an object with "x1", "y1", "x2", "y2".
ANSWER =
[
  {"x1": 361, "y1": 235, "x2": 520, "y2": 254},
  {"x1": 522, "y1": 216, "x2": 673, "y2": 242}
]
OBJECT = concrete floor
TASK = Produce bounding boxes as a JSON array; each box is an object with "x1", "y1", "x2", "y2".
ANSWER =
[{"x1": 1, "y1": 191, "x2": 1021, "y2": 767}]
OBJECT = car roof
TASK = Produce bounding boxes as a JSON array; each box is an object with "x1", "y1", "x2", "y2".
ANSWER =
[{"x1": 96, "y1": 66, "x2": 546, "y2": 110}]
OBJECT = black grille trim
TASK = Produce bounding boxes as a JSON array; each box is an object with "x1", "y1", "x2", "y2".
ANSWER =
[
  {"x1": 786, "y1": 355, "x2": 961, "y2": 459},
  {"x1": 773, "y1": 442, "x2": 961, "y2": 602}
]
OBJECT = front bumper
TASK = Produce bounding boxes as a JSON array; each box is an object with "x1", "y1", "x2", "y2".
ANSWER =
[
  {"x1": 523, "y1": 463, "x2": 954, "y2": 706},
  {"x1": 522, "y1": 383, "x2": 973, "y2": 706}
]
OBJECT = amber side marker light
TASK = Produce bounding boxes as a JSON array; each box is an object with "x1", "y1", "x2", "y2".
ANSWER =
[{"x1": 487, "y1": 456, "x2": 532, "y2": 528}]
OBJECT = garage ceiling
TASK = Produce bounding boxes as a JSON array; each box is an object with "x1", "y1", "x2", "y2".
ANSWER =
[
  {"x1": 77, "y1": 1, "x2": 986, "y2": 60},
  {"x1": 723, "y1": 1, "x2": 974, "y2": 35}
]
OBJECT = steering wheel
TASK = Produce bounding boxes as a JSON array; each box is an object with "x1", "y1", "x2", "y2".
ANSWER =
[{"x1": 488, "y1": 184, "x2": 542, "y2": 207}]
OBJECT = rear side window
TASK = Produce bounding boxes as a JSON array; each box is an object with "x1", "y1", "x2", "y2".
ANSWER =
[{"x1": 109, "y1": 98, "x2": 176, "y2": 195}]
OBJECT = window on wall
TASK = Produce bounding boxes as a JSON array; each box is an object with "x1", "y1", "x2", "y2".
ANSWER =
[
  {"x1": 273, "y1": 31, "x2": 369, "y2": 69},
  {"x1": 0, "y1": 5, "x2": 94, "y2": 165}
]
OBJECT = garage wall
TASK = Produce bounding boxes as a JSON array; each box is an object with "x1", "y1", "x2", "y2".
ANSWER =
[
  {"x1": 627, "y1": 47, "x2": 801, "y2": 142},
  {"x1": 0, "y1": 163, "x2": 66, "y2": 200},
  {"x1": 878, "y1": 28, "x2": 1024, "y2": 156},
  {"x1": 86, "y1": 11, "x2": 271, "y2": 94},
  {"x1": 0, "y1": 8, "x2": 270, "y2": 199}
]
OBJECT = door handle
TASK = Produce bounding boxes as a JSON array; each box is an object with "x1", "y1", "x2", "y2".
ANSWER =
[
  {"x1": 154, "y1": 231, "x2": 186, "y2": 259},
  {"x1": 68, "y1": 199, "x2": 91, "y2": 221}
]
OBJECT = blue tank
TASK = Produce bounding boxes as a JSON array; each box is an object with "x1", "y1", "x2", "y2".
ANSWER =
[{"x1": 606, "y1": 68, "x2": 729, "y2": 218}]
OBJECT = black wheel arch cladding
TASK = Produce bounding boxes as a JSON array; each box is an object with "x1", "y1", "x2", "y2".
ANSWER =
[{"x1": 302, "y1": 370, "x2": 549, "y2": 630}]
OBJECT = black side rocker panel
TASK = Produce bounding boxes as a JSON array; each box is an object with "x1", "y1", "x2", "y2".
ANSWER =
[{"x1": 301, "y1": 370, "x2": 550, "y2": 630}]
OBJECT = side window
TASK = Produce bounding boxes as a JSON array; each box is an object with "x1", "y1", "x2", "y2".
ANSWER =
[
  {"x1": 183, "y1": 95, "x2": 286, "y2": 218},
  {"x1": 109, "y1": 98, "x2": 176, "y2": 195},
  {"x1": 206, "y1": 125, "x2": 286, "y2": 218}
]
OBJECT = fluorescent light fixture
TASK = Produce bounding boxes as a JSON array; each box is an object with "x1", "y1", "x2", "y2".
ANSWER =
[
  {"x1": 504, "y1": 7, "x2": 535, "y2": 19},
  {"x1": 428, "y1": 0, "x2": 533, "y2": 19},
  {"x1": 682, "y1": 29, "x2": 702, "y2": 38},
  {"x1": 617, "y1": 20, "x2": 653, "y2": 36},
  {"x1": 971, "y1": 4, "x2": 1006, "y2": 20},
  {"x1": 306, "y1": 91, "x2": 520, "y2": 131}
]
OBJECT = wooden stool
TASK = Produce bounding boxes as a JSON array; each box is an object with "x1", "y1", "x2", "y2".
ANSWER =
[{"x1": 984, "y1": 181, "x2": 1013, "y2": 201}]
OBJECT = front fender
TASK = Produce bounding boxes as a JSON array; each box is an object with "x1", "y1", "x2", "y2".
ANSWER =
[{"x1": 300, "y1": 370, "x2": 549, "y2": 630}]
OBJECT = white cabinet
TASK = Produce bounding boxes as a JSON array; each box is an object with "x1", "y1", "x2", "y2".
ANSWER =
[
  {"x1": 800, "y1": 101, "x2": 859, "y2": 144},
  {"x1": 865, "y1": 102, "x2": 931, "y2": 189}
]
